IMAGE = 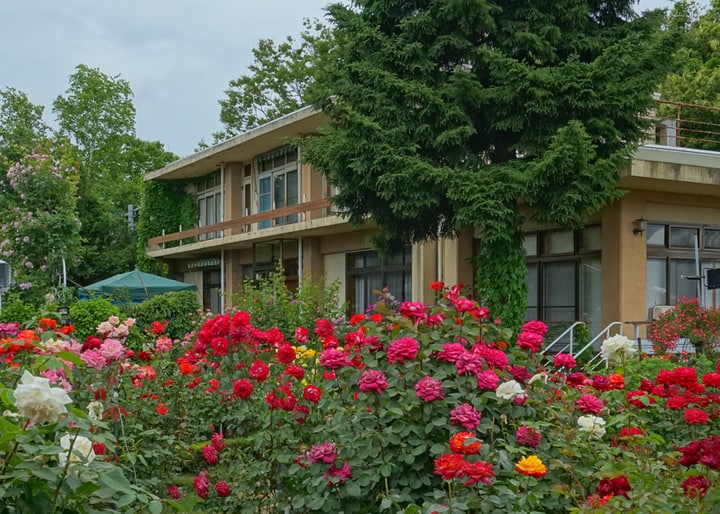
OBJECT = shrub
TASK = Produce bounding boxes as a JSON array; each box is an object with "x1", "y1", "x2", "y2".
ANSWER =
[
  {"x1": 0, "y1": 292, "x2": 39, "y2": 324},
  {"x1": 69, "y1": 298, "x2": 120, "y2": 341},
  {"x1": 230, "y1": 265, "x2": 347, "y2": 336},
  {"x1": 123, "y1": 290, "x2": 201, "y2": 341}
]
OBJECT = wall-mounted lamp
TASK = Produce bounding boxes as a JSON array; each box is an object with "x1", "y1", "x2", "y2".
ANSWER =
[{"x1": 633, "y1": 217, "x2": 647, "y2": 236}]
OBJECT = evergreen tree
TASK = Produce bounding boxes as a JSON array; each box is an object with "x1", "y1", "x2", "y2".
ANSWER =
[{"x1": 304, "y1": 0, "x2": 679, "y2": 328}]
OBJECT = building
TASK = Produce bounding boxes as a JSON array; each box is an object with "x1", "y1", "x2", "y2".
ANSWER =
[{"x1": 144, "y1": 101, "x2": 720, "y2": 340}]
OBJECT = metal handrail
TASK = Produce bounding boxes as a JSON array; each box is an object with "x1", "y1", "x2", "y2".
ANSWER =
[
  {"x1": 644, "y1": 99, "x2": 720, "y2": 150},
  {"x1": 578, "y1": 322, "x2": 624, "y2": 369},
  {"x1": 540, "y1": 321, "x2": 587, "y2": 357}
]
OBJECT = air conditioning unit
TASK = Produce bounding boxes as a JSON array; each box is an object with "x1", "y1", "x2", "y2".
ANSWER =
[{"x1": 649, "y1": 305, "x2": 674, "y2": 320}]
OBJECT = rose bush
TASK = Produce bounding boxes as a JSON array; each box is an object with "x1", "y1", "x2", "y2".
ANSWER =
[{"x1": 2, "y1": 285, "x2": 720, "y2": 513}]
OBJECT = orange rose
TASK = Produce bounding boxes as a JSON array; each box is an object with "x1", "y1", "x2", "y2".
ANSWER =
[{"x1": 515, "y1": 455, "x2": 547, "y2": 478}]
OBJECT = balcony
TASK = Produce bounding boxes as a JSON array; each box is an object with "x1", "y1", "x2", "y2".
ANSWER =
[{"x1": 146, "y1": 198, "x2": 338, "y2": 254}]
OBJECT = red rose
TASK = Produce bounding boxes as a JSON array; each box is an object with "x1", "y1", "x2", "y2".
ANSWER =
[
  {"x1": 214, "y1": 481, "x2": 231, "y2": 497},
  {"x1": 249, "y1": 360, "x2": 270, "y2": 381},
  {"x1": 233, "y1": 378, "x2": 254, "y2": 399},
  {"x1": 277, "y1": 344, "x2": 296, "y2": 364},
  {"x1": 303, "y1": 384, "x2": 322, "y2": 404},
  {"x1": 434, "y1": 453, "x2": 464, "y2": 480}
]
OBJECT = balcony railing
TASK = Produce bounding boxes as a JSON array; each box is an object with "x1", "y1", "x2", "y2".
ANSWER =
[
  {"x1": 147, "y1": 198, "x2": 332, "y2": 251},
  {"x1": 647, "y1": 99, "x2": 720, "y2": 150}
]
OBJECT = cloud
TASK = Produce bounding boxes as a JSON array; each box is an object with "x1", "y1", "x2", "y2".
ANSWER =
[{"x1": 0, "y1": 0, "x2": 331, "y2": 156}]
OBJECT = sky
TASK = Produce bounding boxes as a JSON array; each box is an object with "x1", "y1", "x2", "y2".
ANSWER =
[{"x1": 0, "y1": 0, "x2": 690, "y2": 159}]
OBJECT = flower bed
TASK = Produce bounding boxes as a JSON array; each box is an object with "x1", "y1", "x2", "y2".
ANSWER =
[{"x1": 1, "y1": 287, "x2": 719, "y2": 513}]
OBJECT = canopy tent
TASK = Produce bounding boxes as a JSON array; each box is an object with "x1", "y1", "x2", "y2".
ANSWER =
[{"x1": 80, "y1": 270, "x2": 196, "y2": 302}]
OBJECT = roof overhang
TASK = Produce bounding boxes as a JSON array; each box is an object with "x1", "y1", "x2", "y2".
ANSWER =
[{"x1": 145, "y1": 106, "x2": 327, "y2": 181}]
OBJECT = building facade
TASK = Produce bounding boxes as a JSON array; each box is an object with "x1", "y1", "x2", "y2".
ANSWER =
[{"x1": 144, "y1": 102, "x2": 720, "y2": 339}]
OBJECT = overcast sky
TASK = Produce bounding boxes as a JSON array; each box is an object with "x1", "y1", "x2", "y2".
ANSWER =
[{"x1": 0, "y1": 0, "x2": 685, "y2": 158}]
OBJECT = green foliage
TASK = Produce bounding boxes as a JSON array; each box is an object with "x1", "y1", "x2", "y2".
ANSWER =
[
  {"x1": 50, "y1": 64, "x2": 177, "y2": 285},
  {"x1": 135, "y1": 179, "x2": 195, "y2": 272},
  {"x1": 123, "y1": 291, "x2": 201, "y2": 341},
  {"x1": 69, "y1": 298, "x2": 120, "y2": 342},
  {"x1": 304, "y1": 0, "x2": 679, "y2": 315},
  {"x1": 473, "y1": 221, "x2": 528, "y2": 331},
  {"x1": 658, "y1": 1, "x2": 720, "y2": 150},
  {"x1": 230, "y1": 264, "x2": 346, "y2": 336},
  {"x1": 210, "y1": 18, "x2": 333, "y2": 145},
  {"x1": 0, "y1": 87, "x2": 50, "y2": 170},
  {"x1": 0, "y1": 355, "x2": 164, "y2": 512},
  {"x1": 0, "y1": 292, "x2": 38, "y2": 324},
  {"x1": 1, "y1": 149, "x2": 82, "y2": 305}
]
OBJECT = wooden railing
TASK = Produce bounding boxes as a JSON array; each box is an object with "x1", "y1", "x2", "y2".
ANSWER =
[{"x1": 147, "y1": 198, "x2": 332, "y2": 250}]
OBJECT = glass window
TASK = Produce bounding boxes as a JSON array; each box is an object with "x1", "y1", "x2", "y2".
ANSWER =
[
  {"x1": 197, "y1": 171, "x2": 222, "y2": 240},
  {"x1": 646, "y1": 224, "x2": 665, "y2": 246},
  {"x1": 523, "y1": 233, "x2": 537, "y2": 257},
  {"x1": 347, "y1": 249, "x2": 411, "y2": 314},
  {"x1": 524, "y1": 226, "x2": 601, "y2": 336},
  {"x1": 669, "y1": 259, "x2": 700, "y2": 304},
  {"x1": 525, "y1": 263, "x2": 538, "y2": 321},
  {"x1": 579, "y1": 258, "x2": 602, "y2": 335},
  {"x1": 704, "y1": 228, "x2": 720, "y2": 249},
  {"x1": 646, "y1": 258, "x2": 667, "y2": 313},
  {"x1": 256, "y1": 147, "x2": 299, "y2": 228},
  {"x1": 544, "y1": 230, "x2": 574, "y2": 255},
  {"x1": 542, "y1": 261, "x2": 576, "y2": 323},
  {"x1": 670, "y1": 226, "x2": 699, "y2": 248},
  {"x1": 647, "y1": 223, "x2": 720, "y2": 309},
  {"x1": 580, "y1": 225, "x2": 602, "y2": 252}
]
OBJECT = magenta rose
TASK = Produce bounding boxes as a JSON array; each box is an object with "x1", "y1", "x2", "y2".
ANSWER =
[
  {"x1": 415, "y1": 375, "x2": 444, "y2": 402},
  {"x1": 386, "y1": 337, "x2": 419, "y2": 364},
  {"x1": 358, "y1": 369, "x2": 388, "y2": 394}
]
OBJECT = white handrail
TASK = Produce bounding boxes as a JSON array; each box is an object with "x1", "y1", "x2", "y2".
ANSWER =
[
  {"x1": 575, "y1": 322, "x2": 624, "y2": 368},
  {"x1": 540, "y1": 321, "x2": 587, "y2": 357}
]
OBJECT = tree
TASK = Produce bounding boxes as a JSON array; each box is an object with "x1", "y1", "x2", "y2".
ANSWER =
[
  {"x1": 657, "y1": 0, "x2": 720, "y2": 149},
  {"x1": 0, "y1": 149, "x2": 82, "y2": 304},
  {"x1": 0, "y1": 87, "x2": 50, "y2": 167},
  {"x1": 52, "y1": 65, "x2": 176, "y2": 285},
  {"x1": 304, "y1": 0, "x2": 678, "y2": 328},
  {"x1": 210, "y1": 19, "x2": 333, "y2": 145}
]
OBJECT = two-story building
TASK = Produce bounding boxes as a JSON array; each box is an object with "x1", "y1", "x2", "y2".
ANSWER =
[{"x1": 144, "y1": 101, "x2": 720, "y2": 340}]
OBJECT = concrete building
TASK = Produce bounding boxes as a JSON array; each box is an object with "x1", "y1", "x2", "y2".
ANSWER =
[{"x1": 144, "y1": 101, "x2": 720, "y2": 341}]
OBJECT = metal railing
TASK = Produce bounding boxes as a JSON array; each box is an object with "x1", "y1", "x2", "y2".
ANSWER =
[
  {"x1": 581, "y1": 322, "x2": 625, "y2": 370},
  {"x1": 645, "y1": 99, "x2": 720, "y2": 150},
  {"x1": 540, "y1": 321, "x2": 588, "y2": 358}
]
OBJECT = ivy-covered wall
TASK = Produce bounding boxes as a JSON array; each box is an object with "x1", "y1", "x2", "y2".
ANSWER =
[{"x1": 135, "y1": 180, "x2": 196, "y2": 272}]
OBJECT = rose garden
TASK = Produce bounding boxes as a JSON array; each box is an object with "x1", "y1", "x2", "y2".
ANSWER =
[{"x1": 1, "y1": 278, "x2": 719, "y2": 513}]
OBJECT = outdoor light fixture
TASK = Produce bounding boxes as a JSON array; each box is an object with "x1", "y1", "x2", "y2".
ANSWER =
[
  {"x1": 58, "y1": 305, "x2": 72, "y2": 327},
  {"x1": 633, "y1": 217, "x2": 647, "y2": 236}
]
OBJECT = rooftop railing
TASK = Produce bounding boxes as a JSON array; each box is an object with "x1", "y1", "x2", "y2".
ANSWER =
[{"x1": 647, "y1": 99, "x2": 720, "y2": 150}]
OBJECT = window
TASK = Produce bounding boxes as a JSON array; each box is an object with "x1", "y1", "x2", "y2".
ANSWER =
[
  {"x1": 197, "y1": 171, "x2": 222, "y2": 240},
  {"x1": 524, "y1": 226, "x2": 602, "y2": 335},
  {"x1": 347, "y1": 248, "x2": 412, "y2": 314},
  {"x1": 256, "y1": 147, "x2": 299, "y2": 228},
  {"x1": 203, "y1": 269, "x2": 221, "y2": 314},
  {"x1": 646, "y1": 223, "x2": 720, "y2": 312}
]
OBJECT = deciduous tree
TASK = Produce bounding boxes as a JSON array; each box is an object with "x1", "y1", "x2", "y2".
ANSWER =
[{"x1": 210, "y1": 19, "x2": 333, "y2": 145}]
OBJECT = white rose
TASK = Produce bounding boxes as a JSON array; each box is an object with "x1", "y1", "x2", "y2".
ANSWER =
[
  {"x1": 59, "y1": 434, "x2": 95, "y2": 466},
  {"x1": 528, "y1": 372, "x2": 548, "y2": 385},
  {"x1": 495, "y1": 380, "x2": 525, "y2": 401},
  {"x1": 600, "y1": 334, "x2": 636, "y2": 365},
  {"x1": 577, "y1": 415, "x2": 606, "y2": 439},
  {"x1": 13, "y1": 370, "x2": 72, "y2": 423},
  {"x1": 86, "y1": 401, "x2": 103, "y2": 421}
]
